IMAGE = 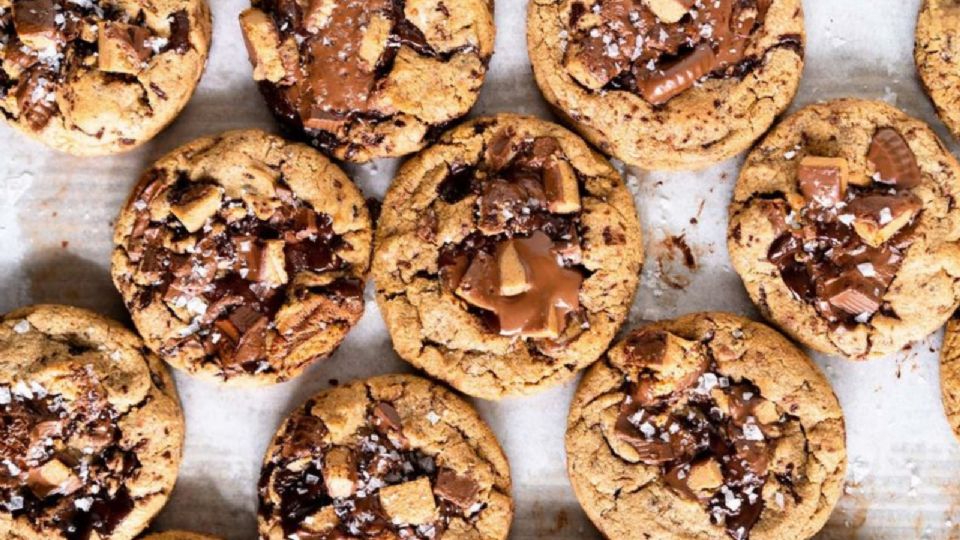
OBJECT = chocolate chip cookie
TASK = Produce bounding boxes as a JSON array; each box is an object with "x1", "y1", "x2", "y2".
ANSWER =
[
  {"x1": 239, "y1": 0, "x2": 495, "y2": 163},
  {"x1": 0, "y1": 304, "x2": 184, "y2": 540},
  {"x1": 0, "y1": 0, "x2": 211, "y2": 155},
  {"x1": 728, "y1": 99, "x2": 960, "y2": 360},
  {"x1": 916, "y1": 0, "x2": 960, "y2": 142},
  {"x1": 372, "y1": 114, "x2": 643, "y2": 399},
  {"x1": 567, "y1": 313, "x2": 846, "y2": 540},
  {"x1": 940, "y1": 315, "x2": 960, "y2": 443},
  {"x1": 257, "y1": 374, "x2": 513, "y2": 540},
  {"x1": 142, "y1": 533, "x2": 220, "y2": 540},
  {"x1": 111, "y1": 130, "x2": 372, "y2": 386},
  {"x1": 527, "y1": 0, "x2": 804, "y2": 171}
]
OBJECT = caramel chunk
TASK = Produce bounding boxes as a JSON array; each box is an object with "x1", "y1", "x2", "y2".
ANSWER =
[
  {"x1": 379, "y1": 477, "x2": 437, "y2": 525},
  {"x1": 358, "y1": 13, "x2": 391, "y2": 69},
  {"x1": 543, "y1": 159, "x2": 581, "y2": 214},
  {"x1": 322, "y1": 446, "x2": 357, "y2": 499},
  {"x1": 848, "y1": 194, "x2": 922, "y2": 247},
  {"x1": 97, "y1": 21, "x2": 152, "y2": 75},
  {"x1": 498, "y1": 241, "x2": 531, "y2": 296},
  {"x1": 686, "y1": 458, "x2": 724, "y2": 491},
  {"x1": 797, "y1": 156, "x2": 848, "y2": 207},
  {"x1": 867, "y1": 128, "x2": 922, "y2": 188},
  {"x1": 638, "y1": 43, "x2": 716, "y2": 106},
  {"x1": 239, "y1": 8, "x2": 287, "y2": 83},
  {"x1": 434, "y1": 469, "x2": 480, "y2": 510},
  {"x1": 170, "y1": 184, "x2": 222, "y2": 233},
  {"x1": 645, "y1": 0, "x2": 695, "y2": 24},
  {"x1": 13, "y1": 0, "x2": 58, "y2": 50},
  {"x1": 27, "y1": 459, "x2": 82, "y2": 498}
]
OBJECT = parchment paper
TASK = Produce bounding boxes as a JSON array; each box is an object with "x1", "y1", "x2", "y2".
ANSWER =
[{"x1": 0, "y1": 1, "x2": 957, "y2": 538}]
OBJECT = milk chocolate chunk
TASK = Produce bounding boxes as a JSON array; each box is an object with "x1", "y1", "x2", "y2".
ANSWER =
[
  {"x1": 822, "y1": 273, "x2": 882, "y2": 316},
  {"x1": 867, "y1": 128, "x2": 922, "y2": 188},
  {"x1": 638, "y1": 43, "x2": 717, "y2": 106},
  {"x1": 97, "y1": 21, "x2": 152, "y2": 75},
  {"x1": 797, "y1": 156, "x2": 848, "y2": 206},
  {"x1": 373, "y1": 401, "x2": 403, "y2": 432},
  {"x1": 13, "y1": 0, "x2": 58, "y2": 50},
  {"x1": 543, "y1": 158, "x2": 581, "y2": 214},
  {"x1": 27, "y1": 459, "x2": 82, "y2": 498},
  {"x1": 848, "y1": 193, "x2": 922, "y2": 248},
  {"x1": 434, "y1": 469, "x2": 480, "y2": 509}
]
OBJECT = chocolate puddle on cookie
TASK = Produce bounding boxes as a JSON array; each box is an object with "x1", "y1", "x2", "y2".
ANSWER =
[
  {"x1": 0, "y1": 372, "x2": 142, "y2": 539},
  {"x1": 612, "y1": 330, "x2": 801, "y2": 540},
  {"x1": 764, "y1": 128, "x2": 923, "y2": 327},
  {"x1": 244, "y1": 0, "x2": 484, "y2": 159},
  {"x1": 0, "y1": 0, "x2": 192, "y2": 132},
  {"x1": 121, "y1": 169, "x2": 364, "y2": 380},
  {"x1": 259, "y1": 400, "x2": 484, "y2": 539},
  {"x1": 434, "y1": 129, "x2": 591, "y2": 345},
  {"x1": 562, "y1": 0, "x2": 792, "y2": 106}
]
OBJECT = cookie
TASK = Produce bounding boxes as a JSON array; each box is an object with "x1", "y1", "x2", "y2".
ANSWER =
[
  {"x1": 940, "y1": 316, "x2": 960, "y2": 443},
  {"x1": 111, "y1": 129, "x2": 373, "y2": 386},
  {"x1": 728, "y1": 99, "x2": 960, "y2": 360},
  {"x1": 257, "y1": 374, "x2": 513, "y2": 539},
  {"x1": 916, "y1": 0, "x2": 960, "y2": 142},
  {"x1": 239, "y1": 0, "x2": 495, "y2": 163},
  {"x1": 566, "y1": 313, "x2": 846, "y2": 540},
  {"x1": 372, "y1": 114, "x2": 643, "y2": 399},
  {"x1": 0, "y1": 305, "x2": 184, "y2": 540},
  {"x1": 527, "y1": 0, "x2": 805, "y2": 171},
  {"x1": 0, "y1": 0, "x2": 211, "y2": 156},
  {"x1": 141, "y1": 533, "x2": 220, "y2": 540}
]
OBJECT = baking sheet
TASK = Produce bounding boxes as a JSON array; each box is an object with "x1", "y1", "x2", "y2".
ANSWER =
[{"x1": 0, "y1": 0, "x2": 957, "y2": 538}]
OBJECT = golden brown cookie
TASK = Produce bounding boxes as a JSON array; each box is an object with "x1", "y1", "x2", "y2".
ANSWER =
[
  {"x1": 111, "y1": 129, "x2": 372, "y2": 386},
  {"x1": 0, "y1": 305, "x2": 184, "y2": 540},
  {"x1": 728, "y1": 99, "x2": 960, "y2": 360},
  {"x1": 940, "y1": 316, "x2": 960, "y2": 443},
  {"x1": 141, "y1": 533, "x2": 220, "y2": 540},
  {"x1": 527, "y1": 0, "x2": 805, "y2": 171},
  {"x1": 239, "y1": 0, "x2": 495, "y2": 163},
  {"x1": 566, "y1": 313, "x2": 846, "y2": 540},
  {"x1": 0, "y1": 0, "x2": 211, "y2": 155},
  {"x1": 257, "y1": 374, "x2": 513, "y2": 539},
  {"x1": 916, "y1": 0, "x2": 960, "y2": 142},
  {"x1": 372, "y1": 114, "x2": 643, "y2": 399}
]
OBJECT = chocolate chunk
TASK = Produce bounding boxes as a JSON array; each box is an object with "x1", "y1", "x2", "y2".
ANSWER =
[
  {"x1": 434, "y1": 469, "x2": 480, "y2": 509},
  {"x1": 165, "y1": 10, "x2": 192, "y2": 54},
  {"x1": 97, "y1": 21, "x2": 153, "y2": 75},
  {"x1": 13, "y1": 0, "x2": 58, "y2": 50},
  {"x1": 27, "y1": 459, "x2": 82, "y2": 498},
  {"x1": 848, "y1": 193, "x2": 922, "y2": 248},
  {"x1": 867, "y1": 128, "x2": 922, "y2": 188},
  {"x1": 14, "y1": 69, "x2": 57, "y2": 131},
  {"x1": 485, "y1": 129, "x2": 517, "y2": 171},
  {"x1": 281, "y1": 414, "x2": 328, "y2": 459},
  {"x1": 796, "y1": 156, "x2": 848, "y2": 206},
  {"x1": 373, "y1": 402, "x2": 403, "y2": 432},
  {"x1": 638, "y1": 43, "x2": 717, "y2": 106},
  {"x1": 821, "y1": 272, "x2": 882, "y2": 317}
]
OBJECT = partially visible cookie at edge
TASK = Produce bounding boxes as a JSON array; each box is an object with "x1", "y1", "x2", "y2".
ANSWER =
[
  {"x1": 239, "y1": 0, "x2": 495, "y2": 163},
  {"x1": 373, "y1": 114, "x2": 643, "y2": 399},
  {"x1": 527, "y1": 0, "x2": 805, "y2": 170},
  {"x1": 111, "y1": 129, "x2": 373, "y2": 386},
  {"x1": 916, "y1": 0, "x2": 960, "y2": 142},
  {"x1": 0, "y1": 0, "x2": 212, "y2": 155},
  {"x1": 0, "y1": 304, "x2": 184, "y2": 540},
  {"x1": 257, "y1": 374, "x2": 513, "y2": 539},
  {"x1": 940, "y1": 315, "x2": 960, "y2": 442},
  {"x1": 566, "y1": 313, "x2": 846, "y2": 540},
  {"x1": 728, "y1": 98, "x2": 960, "y2": 359}
]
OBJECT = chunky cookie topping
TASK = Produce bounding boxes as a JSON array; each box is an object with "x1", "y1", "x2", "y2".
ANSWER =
[
  {"x1": 112, "y1": 132, "x2": 371, "y2": 385},
  {"x1": 240, "y1": 0, "x2": 494, "y2": 161},
  {"x1": 765, "y1": 128, "x2": 922, "y2": 326},
  {"x1": 562, "y1": 0, "x2": 791, "y2": 105},
  {"x1": 258, "y1": 376, "x2": 512, "y2": 539},
  {"x1": 0, "y1": 0, "x2": 192, "y2": 135},
  {"x1": 612, "y1": 329, "x2": 796, "y2": 540},
  {"x1": 436, "y1": 130, "x2": 587, "y2": 341},
  {"x1": 0, "y1": 306, "x2": 184, "y2": 540}
]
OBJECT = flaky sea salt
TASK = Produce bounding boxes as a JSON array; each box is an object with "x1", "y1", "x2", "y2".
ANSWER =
[
  {"x1": 12, "y1": 320, "x2": 30, "y2": 334},
  {"x1": 426, "y1": 411, "x2": 441, "y2": 425}
]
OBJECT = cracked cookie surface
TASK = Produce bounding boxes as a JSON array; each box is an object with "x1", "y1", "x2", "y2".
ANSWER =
[
  {"x1": 240, "y1": 0, "x2": 495, "y2": 163},
  {"x1": 111, "y1": 129, "x2": 372, "y2": 386},
  {"x1": 566, "y1": 313, "x2": 845, "y2": 540},
  {"x1": 257, "y1": 374, "x2": 513, "y2": 540},
  {"x1": 372, "y1": 114, "x2": 643, "y2": 400},
  {"x1": 0, "y1": 0, "x2": 211, "y2": 155},
  {"x1": 0, "y1": 304, "x2": 184, "y2": 540},
  {"x1": 916, "y1": 0, "x2": 960, "y2": 143},
  {"x1": 526, "y1": 0, "x2": 804, "y2": 171},
  {"x1": 728, "y1": 99, "x2": 960, "y2": 360}
]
